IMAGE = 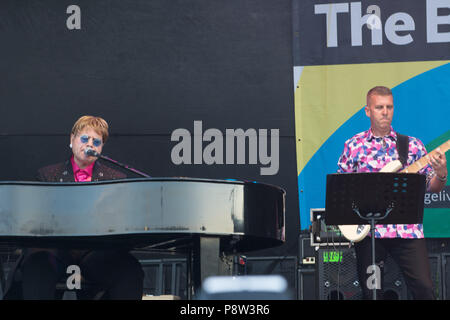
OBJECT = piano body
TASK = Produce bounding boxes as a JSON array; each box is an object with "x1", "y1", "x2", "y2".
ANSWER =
[{"x1": 0, "y1": 178, "x2": 285, "y2": 298}]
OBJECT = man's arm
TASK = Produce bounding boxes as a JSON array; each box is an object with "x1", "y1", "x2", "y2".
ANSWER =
[
  {"x1": 337, "y1": 142, "x2": 354, "y2": 173},
  {"x1": 427, "y1": 148, "x2": 447, "y2": 193}
]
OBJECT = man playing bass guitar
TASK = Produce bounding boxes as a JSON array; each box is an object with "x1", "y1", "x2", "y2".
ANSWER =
[{"x1": 337, "y1": 86, "x2": 447, "y2": 300}]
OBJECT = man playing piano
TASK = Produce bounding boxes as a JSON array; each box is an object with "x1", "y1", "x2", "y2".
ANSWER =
[{"x1": 5, "y1": 115, "x2": 144, "y2": 300}]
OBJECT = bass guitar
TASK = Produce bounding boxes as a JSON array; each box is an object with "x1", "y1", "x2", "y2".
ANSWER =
[{"x1": 338, "y1": 139, "x2": 449, "y2": 242}]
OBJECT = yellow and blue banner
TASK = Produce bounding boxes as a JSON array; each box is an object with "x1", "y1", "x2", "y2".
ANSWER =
[{"x1": 293, "y1": 0, "x2": 450, "y2": 236}]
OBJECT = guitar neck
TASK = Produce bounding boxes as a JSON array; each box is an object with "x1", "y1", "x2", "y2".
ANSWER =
[{"x1": 401, "y1": 140, "x2": 450, "y2": 173}]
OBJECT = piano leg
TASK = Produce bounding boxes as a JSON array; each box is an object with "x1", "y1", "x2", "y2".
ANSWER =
[
  {"x1": 0, "y1": 261, "x2": 3, "y2": 300},
  {"x1": 189, "y1": 236, "x2": 232, "y2": 299}
]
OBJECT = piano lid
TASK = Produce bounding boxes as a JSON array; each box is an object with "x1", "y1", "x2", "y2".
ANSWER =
[{"x1": 0, "y1": 178, "x2": 285, "y2": 252}]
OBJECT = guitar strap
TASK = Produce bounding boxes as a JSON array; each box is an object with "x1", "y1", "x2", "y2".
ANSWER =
[{"x1": 396, "y1": 133, "x2": 409, "y2": 166}]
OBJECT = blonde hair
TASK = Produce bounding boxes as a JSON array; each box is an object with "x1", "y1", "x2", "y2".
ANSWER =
[
  {"x1": 71, "y1": 115, "x2": 109, "y2": 143},
  {"x1": 367, "y1": 86, "x2": 393, "y2": 105}
]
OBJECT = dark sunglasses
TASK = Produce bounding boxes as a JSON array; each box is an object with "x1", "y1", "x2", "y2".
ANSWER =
[{"x1": 80, "y1": 134, "x2": 102, "y2": 147}]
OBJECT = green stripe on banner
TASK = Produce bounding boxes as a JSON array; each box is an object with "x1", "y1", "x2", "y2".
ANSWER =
[
  {"x1": 424, "y1": 208, "x2": 450, "y2": 238},
  {"x1": 423, "y1": 130, "x2": 450, "y2": 237}
]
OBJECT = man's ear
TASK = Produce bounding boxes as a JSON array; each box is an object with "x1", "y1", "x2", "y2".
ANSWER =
[
  {"x1": 70, "y1": 134, "x2": 74, "y2": 148},
  {"x1": 364, "y1": 105, "x2": 370, "y2": 118}
]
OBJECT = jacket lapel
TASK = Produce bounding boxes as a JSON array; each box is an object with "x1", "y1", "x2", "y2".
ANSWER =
[
  {"x1": 60, "y1": 159, "x2": 75, "y2": 182},
  {"x1": 64, "y1": 158, "x2": 108, "y2": 182},
  {"x1": 91, "y1": 161, "x2": 105, "y2": 182}
]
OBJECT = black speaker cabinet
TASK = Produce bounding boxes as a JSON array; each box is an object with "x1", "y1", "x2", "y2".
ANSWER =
[
  {"x1": 426, "y1": 239, "x2": 448, "y2": 300},
  {"x1": 298, "y1": 234, "x2": 316, "y2": 300},
  {"x1": 245, "y1": 256, "x2": 298, "y2": 299},
  {"x1": 381, "y1": 253, "x2": 408, "y2": 300},
  {"x1": 441, "y1": 253, "x2": 450, "y2": 299},
  {"x1": 316, "y1": 246, "x2": 409, "y2": 300},
  {"x1": 139, "y1": 258, "x2": 187, "y2": 299},
  {"x1": 316, "y1": 246, "x2": 362, "y2": 300},
  {"x1": 427, "y1": 254, "x2": 442, "y2": 300}
]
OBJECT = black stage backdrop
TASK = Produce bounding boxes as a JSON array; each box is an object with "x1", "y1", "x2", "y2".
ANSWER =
[{"x1": 0, "y1": 0, "x2": 298, "y2": 257}]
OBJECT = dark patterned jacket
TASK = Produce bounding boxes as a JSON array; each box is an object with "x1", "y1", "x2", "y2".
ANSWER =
[{"x1": 37, "y1": 158, "x2": 127, "y2": 182}]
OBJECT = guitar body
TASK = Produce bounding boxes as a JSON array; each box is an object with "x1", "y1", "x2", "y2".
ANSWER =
[
  {"x1": 337, "y1": 139, "x2": 450, "y2": 242},
  {"x1": 338, "y1": 224, "x2": 371, "y2": 242}
]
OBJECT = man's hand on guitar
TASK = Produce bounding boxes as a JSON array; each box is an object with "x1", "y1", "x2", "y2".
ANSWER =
[
  {"x1": 427, "y1": 148, "x2": 447, "y2": 193},
  {"x1": 427, "y1": 148, "x2": 447, "y2": 180}
]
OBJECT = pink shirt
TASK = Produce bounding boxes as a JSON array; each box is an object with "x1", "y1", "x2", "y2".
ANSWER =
[
  {"x1": 337, "y1": 127, "x2": 433, "y2": 239},
  {"x1": 71, "y1": 156, "x2": 95, "y2": 182}
]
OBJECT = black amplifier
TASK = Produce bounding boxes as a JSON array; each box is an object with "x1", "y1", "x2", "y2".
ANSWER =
[{"x1": 310, "y1": 208, "x2": 350, "y2": 247}]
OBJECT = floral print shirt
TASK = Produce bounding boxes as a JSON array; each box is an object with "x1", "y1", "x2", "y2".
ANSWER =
[{"x1": 337, "y1": 127, "x2": 433, "y2": 238}]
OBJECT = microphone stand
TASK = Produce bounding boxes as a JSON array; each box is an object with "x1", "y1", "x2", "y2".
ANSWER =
[{"x1": 96, "y1": 153, "x2": 151, "y2": 178}]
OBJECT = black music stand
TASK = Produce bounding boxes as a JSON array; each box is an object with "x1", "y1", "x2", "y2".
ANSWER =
[{"x1": 324, "y1": 172, "x2": 426, "y2": 300}]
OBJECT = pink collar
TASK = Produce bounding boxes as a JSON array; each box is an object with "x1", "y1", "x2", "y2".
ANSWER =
[
  {"x1": 71, "y1": 155, "x2": 95, "y2": 182},
  {"x1": 367, "y1": 126, "x2": 396, "y2": 141}
]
